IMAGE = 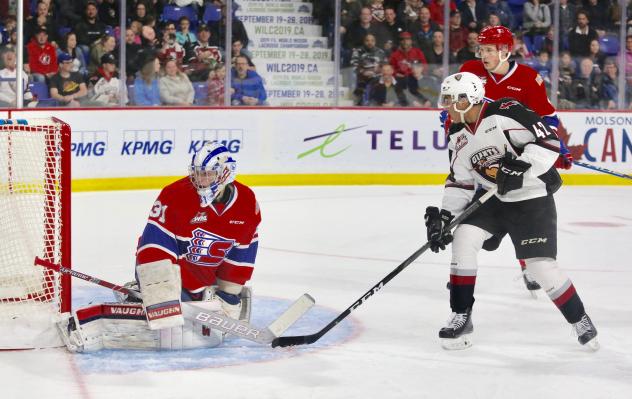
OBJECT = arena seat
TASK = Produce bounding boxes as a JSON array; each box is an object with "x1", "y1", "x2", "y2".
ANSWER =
[
  {"x1": 203, "y1": 4, "x2": 222, "y2": 23},
  {"x1": 599, "y1": 35, "x2": 620, "y2": 56},
  {"x1": 162, "y1": 5, "x2": 197, "y2": 26},
  {"x1": 193, "y1": 82, "x2": 208, "y2": 105}
]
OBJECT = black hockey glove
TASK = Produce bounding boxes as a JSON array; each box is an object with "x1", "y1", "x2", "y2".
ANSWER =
[
  {"x1": 496, "y1": 153, "x2": 532, "y2": 195},
  {"x1": 424, "y1": 207, "x2": 454, "y2": 253}
]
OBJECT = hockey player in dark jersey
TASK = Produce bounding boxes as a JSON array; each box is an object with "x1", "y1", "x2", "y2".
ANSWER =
[
  {"x1": 426, "y1": 72, "x2": 598, "y2": 351},
  {"x1": 442, "y1": 25, "x2": 574, "y2": 294}
]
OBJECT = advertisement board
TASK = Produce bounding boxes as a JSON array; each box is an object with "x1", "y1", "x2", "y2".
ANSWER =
[{"x1": 4, "y1": 108, "x2": 631, "y2": 190}]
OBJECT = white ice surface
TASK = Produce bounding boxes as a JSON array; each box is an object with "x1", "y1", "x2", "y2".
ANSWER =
[{"x1": 1, "y1": 185, "x2": 631, "y2": 399}]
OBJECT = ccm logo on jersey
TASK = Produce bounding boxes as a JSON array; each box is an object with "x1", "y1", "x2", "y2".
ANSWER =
[
  {"x1": 521, "y1": 237, "x2": 548, "y2": 245},
  {"x1": 229, "y1": 220, "x2": 245, "y2": 224},
  {"x1": 186, "y1": 228, "x2": 235, "y2": 266},
  {"x1": 506, "y1": 86, "x2": 522, "y2": 91}
]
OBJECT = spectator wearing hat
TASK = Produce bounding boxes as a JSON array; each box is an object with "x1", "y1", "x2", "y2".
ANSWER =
[
  {"x1": 49, "y1": 52, "x2": 88, "y2": 107},
  {"x1": 187, "y1": 24, "x2": 222, "y2": 82},
  {"x1": 407, "y1": 6, "x2": 440, "y2": 52},
  {"x1": 134, "y1": 55, "x2": 161, "y2": 106},
  {"x1": 351, "y1": 33, "x2": 386, "y2": 105},
  {"x1": 389, "y1": 31, "x2": 427, "y2": 81},
  {"x1": 25, "y1": 26, "x2": 57, "y2": 83},
  {"x1": 88, "y1": 53, "x2": 126, "y2": 106},
  {"x1": 75, "y1": 1, "x2": 107, "y2": 52}
]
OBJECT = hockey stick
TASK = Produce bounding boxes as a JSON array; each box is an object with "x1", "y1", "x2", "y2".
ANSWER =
[
  {"x1": 572, "y1": 160, "x2": 632, "y2": 181},
  {"x1": 34, "y1": 257, "x2": 315, "y2": 344},
  {"x1": 271, "y1": 187, "x2": 498, "y2": 348}
]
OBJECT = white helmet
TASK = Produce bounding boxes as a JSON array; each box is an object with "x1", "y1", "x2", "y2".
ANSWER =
[
  {"x1": 189, "y1": 142, "x2": 236, "y2": 206},
  {"x1": 439, "y1": 72, "x2": 485, "y2": 123}
]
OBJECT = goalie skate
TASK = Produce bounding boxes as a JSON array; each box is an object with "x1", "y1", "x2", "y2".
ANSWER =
[{"x1": 439, "y1": 309, "x2": 473, "y2": 350}]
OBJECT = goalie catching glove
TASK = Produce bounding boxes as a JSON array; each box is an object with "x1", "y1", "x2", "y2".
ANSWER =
[
  {"x1": 495, "y1": 152, "x2": 532, "y2": 195},
  {"x1": 424, "y1": 207, "x2": 454, "y2": 253}
]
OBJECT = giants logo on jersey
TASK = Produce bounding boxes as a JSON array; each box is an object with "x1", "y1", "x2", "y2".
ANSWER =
[
  {"x1": 185, "y1": 228, "x2": 236, "y2": 267},
  {"x1": 470, "y1": 146, "x2": 503, "y2": 182}
]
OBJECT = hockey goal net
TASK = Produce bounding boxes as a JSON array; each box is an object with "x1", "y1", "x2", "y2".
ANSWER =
[{"x1": 0, "y1": 117, "x2": 71, "y2": 349}]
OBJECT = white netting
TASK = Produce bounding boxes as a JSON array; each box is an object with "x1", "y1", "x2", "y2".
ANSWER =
[{"x1": 0, "y1": 119, "x2": 68, "y2": 348}]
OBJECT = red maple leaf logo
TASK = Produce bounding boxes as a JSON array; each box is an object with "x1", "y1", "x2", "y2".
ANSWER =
[{"x1": 556, "y1": 121, "x2": 585, "y2": 161}]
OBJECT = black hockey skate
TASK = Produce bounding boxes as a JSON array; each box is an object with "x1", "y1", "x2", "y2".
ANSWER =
[
  {"x1": 439, "y1": 308, "x2": 473, "y2": 350},
  {"x1": 573, "y1": 314, "x2": 599, "y2": 350}
]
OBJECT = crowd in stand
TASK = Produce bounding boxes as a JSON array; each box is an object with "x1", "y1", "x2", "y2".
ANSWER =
[
  {"x1": 331, "y1": 0, "x2": 632, "y2": 109},
  {"x1": 0, "y1": 0, "x2": 268, "y2": 107},
  {"x1": 1, "y1": 1, "x2": 632, "y2": 109}
]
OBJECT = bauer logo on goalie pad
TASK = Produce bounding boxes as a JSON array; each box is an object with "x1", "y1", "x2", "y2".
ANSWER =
[
  {"x1": 195, "y1": 311, "x2": 261, "y2": 339},
  {"x1": 185, "y1": 228, "x2": 236, "y2": 267}
]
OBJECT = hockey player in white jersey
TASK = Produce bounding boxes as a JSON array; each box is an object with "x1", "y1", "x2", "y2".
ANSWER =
[{"x1": 425, "y1": 72, "x2": 598, "y2": 350}]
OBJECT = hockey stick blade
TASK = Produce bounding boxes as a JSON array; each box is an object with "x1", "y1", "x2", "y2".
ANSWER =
[
  {"x1": 182, "y1": 294, "x2": 314, "y2": 345},
  {"x1": 271, "y1": 188, "x2": 498, "y2": 348}
]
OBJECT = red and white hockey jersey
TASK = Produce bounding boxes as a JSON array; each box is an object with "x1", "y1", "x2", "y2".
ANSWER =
[
  {"x1": 443, "y1": 98, "x2": 562, "y2": 215},
  {"x1": 136, "y1": 178, "x2": 261, "y2": 293},
  {"x1": 459, "y1": 60, "x2": 556, "y2": 118}
]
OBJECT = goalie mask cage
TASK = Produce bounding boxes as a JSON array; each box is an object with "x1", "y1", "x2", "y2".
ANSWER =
[{"x1": 0, "y1": 118, "x2": 71, "y2": 349}]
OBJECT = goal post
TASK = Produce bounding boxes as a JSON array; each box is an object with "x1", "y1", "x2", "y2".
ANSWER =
[{"x1": 0, "y1": 117, "x2": 71, "y2": 349}]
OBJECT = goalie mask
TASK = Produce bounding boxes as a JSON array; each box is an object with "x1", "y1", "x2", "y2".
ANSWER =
[
  {"x1": 189, "y1": 142, "x2": 236, "y2": 207},
  {"x1": 439, "y1": 72, "x2": 485, "y2": 123}
]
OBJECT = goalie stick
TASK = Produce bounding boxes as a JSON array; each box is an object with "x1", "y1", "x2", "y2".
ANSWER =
[
  {"x1": 34, "y1": 257, "x2": 315, "y2": 345},
  {"x1": 572, "y1": 160, "x2": 632, "y2": 181},
  {"x1": 271, "y1": 188, "x2": 498, "y2": 348}
]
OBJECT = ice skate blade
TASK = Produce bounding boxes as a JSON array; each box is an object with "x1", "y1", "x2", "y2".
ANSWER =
[
  {"x1": 582, "y1": 337, "x2": 600, "y2": 352},
  {"x1": 528, "y1": 290, "x2": 538, "y2": 299},
  {"x1": 441, "y1": 334, "x2": 472, "y2": 350}
]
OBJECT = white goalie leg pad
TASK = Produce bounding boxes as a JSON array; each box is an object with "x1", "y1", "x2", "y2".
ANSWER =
[
  {"x1": 136, "y1": 260, "x2": 184, "y2": 330},
  {"x1": 64, "y1": 302, "x2": 222, "y2": 352},
  {"x1": 523, "y1": 257, "x2": 569, "y2": 294}
]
